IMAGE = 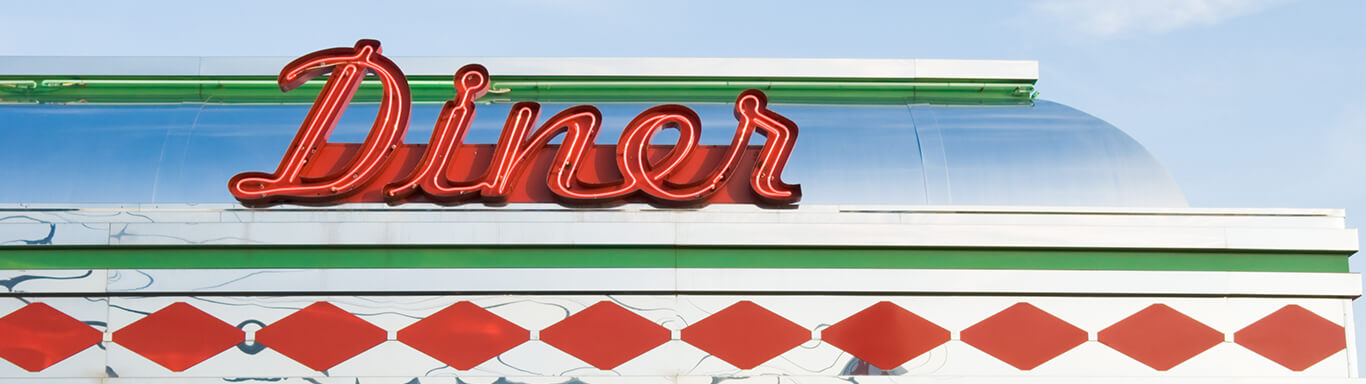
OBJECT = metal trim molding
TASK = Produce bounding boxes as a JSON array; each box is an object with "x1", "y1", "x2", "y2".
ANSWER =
[{"x1": 0, "y1": 57, "x2": 1040, "y2": 80}]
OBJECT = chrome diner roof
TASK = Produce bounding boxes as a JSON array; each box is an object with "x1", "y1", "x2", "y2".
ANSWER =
[{"x1": 0, "y1": 56, "x2": 1183, "y2": 208}]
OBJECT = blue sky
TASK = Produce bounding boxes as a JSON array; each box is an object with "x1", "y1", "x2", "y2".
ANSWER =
[
  {"x1": 2, "y1": 0, "x2": 1357, "y2": 211},
  {"x1": 3, "y1": 0, "x2": 1364, "y2": 367}
]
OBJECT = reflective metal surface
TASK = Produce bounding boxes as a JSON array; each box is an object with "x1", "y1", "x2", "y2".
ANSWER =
[
  {"x1": 911, "y1": 101, "x2": 1187, "y2": 206},
  {"x1": 0, "y1": 100, "x2": 1185, "y2": 207}
]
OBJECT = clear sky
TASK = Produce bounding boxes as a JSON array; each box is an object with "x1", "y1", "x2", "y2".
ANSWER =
[{"x1": 3, "y1": 0, "x2": 1364, "y2": 368}]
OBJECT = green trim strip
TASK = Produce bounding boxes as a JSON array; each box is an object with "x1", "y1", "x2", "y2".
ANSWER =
[
  {"x1": 0, "y1": 76, "x2": 1036, "y2": 105},
  {"x1": 0, "y1": 246, "x2": 1348, "y2": 272}
]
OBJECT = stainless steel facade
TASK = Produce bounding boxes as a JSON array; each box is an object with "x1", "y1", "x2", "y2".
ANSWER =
[{"x1": 0, "y1": 100, "x2": 1185, "y2": 207}]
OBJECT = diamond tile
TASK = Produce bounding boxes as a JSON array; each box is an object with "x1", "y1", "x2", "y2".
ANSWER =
[
  {"x1": 821, "y1": 301, "x2": 949, "y2": 370},
  {"x1": 1099, "y1": 304, "x2": 1222, "y2": 371},
  {"x1": 681, "y1": 300, "x2": 809, "y2": 369},
  {"x1": 112, "y1": 302, "x2": 244, "y2": 372},
  {"x1": 540, "y1": 301, "x2": 670, "y2": 370},
  {"x1": 0, "y1": 303, "x2": 102, "y2": 371},
  {"x1": 1235, "y1": 304, "x2": 1346, "y2": 371},
  {"x1": 961, "y1": 302, "x2": 1087, "y2": 370},
  {"x1": 255, "y1": 301, "x2": 387, "y2": 371},
  {"x1": 398, "y1": 301, "x2": 529, "y2": 370}
]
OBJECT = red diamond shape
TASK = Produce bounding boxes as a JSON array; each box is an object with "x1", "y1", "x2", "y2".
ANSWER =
[
  {"x1": 0, "y1": 303, "x2": 102, "y2": 371},
  {"x1": 256, "y1": 301, "x2": 386, "y2": 371},
  {"x1": 112, "y1": 302, "x2": 244, "y2": 371},
  {"x1": 1235, "y1": 304, "x2": 1345, "y2": 371},
  {"x1": 681, "y1": 300, "x2": 809, "y2": 369},
  {"x1": 540, "y1": 301, "x2": 669, "y2": 370},
  {"x1": 1099, "y1": 304, "x2": 1222, "y2": 371},
  {"x1": 398, "y1": 301, "x2": 529, "y2": 370},
  {"x1": 961, "y1": 302, "x2": 1087, "y2": 370},
  {"x1": 821, "y1": 301, "x2": 949, "y2": 370}
]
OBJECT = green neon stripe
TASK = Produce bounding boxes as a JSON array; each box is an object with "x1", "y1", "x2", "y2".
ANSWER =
[
  {"x1": 0, "y1": 246, "x2": 1347, "y2": 272},
  {"x1": 0, "y1": 76, "x2": 1035, "y2": 105}
]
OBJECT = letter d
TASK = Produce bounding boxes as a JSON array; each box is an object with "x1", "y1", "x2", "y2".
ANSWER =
[{"x1": 229, "y1": 39, "x2": 412, "y2": 206}]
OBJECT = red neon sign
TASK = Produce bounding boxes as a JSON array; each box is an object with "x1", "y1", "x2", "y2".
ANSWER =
[{"x1": 229, "y1": 40, "x2": 800, "y2": 207}]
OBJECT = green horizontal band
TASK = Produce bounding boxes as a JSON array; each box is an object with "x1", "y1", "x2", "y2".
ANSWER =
[
  {"x1": 0, "y1": 75, "x2": 1035, "y2": 105},
  {"x1": 0, "y1": 246, "x2": 1347, "y2": 272}
]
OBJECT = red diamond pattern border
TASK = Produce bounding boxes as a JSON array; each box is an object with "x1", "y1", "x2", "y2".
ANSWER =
[{"x1": 0, "y1": 301, "x2": 1347, "y2": 373}]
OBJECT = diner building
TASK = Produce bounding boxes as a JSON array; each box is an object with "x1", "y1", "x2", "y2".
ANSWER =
[{"x1": 0, "y1": 41, "x2": 1359, "y2": 383}]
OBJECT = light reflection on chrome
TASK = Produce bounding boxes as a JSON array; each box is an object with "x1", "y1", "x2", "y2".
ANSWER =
[{"x1": 0, "y1": 100, "x2": 1185, "y2": 207}]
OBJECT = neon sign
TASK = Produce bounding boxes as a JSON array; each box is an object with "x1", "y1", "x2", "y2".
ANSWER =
[{"x1": 229, "y1": 40, "x2": 800, "y2": 207}]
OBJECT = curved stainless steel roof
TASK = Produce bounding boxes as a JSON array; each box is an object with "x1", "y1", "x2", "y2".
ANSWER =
[{"x1": 0, "y1": 98, "x2": 1186, "y2": 207}]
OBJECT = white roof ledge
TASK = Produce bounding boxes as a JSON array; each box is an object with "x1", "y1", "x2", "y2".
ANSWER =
[
  {"x1": 0, "y1": 203, "x2": 1352, "y2": 251},
  {"x1": 0, "y1": 56, "x2": 1039, "y2": 80}
]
